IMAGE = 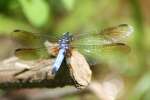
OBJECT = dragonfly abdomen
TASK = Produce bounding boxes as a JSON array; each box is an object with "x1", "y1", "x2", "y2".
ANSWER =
[
  {"x1": 52, "y1": 32, "x2": 72, "y2": 75},
  {"x1": 52, "y1": 49, "x2": 66, "y2": 74}
]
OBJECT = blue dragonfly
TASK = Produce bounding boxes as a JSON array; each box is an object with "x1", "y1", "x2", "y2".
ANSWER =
[{"x1": 12, "y1": 24, "x2": 133, "y2": 76}]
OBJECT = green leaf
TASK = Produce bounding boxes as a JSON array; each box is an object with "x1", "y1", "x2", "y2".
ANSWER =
[
  {"x1": 62, "y1": 0, "x2": 75, "y2": 11},
  {"x1": 129, "y1": 72, "x2": 150, "y2": 100},
  {"x1": 18, "y1": 0, "x2": 49, "y2": 27}
]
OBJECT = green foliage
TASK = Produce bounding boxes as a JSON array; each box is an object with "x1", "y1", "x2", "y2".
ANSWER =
[
  {"x1": 0, "y1": 15, "x2": 36, "y2": 34},
  {"x1": 129, "y1": 72, "x2": 150, "y2": 100},
  {"x1": 0, "y1": 0, "x2": 11, "y2": 12},
  {"x1": 0, "y1": 0, "x2": 149, "y2": 99},
  {"x1": 62, "y1": 0, "x2": 75, "y2": 11},
  {"x1": 18, "y1": 0, "x2": 50, "y2": 27}
]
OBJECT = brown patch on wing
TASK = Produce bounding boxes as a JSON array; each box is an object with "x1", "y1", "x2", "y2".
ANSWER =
[
  {"x1": 46, "y1": 42, "x2": 59, "y2": 56},
  {"x1": 99, "y1": 24, "x2": 133, "y2": 42},
  {"x1": 15, "y1": 48, "x2": 42, "y2": 60},
  {"x1": 102, "y1": 43, "x2": 131, "y2": 54}
]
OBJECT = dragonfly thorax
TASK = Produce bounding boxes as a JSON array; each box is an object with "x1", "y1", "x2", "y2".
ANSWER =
[{"x1": 58, "y1": 32, "x2": 72, "y2": 50}]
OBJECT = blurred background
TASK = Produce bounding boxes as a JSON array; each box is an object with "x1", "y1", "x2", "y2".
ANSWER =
[{"x1": 0, "y1": 0, "x2": 150, "y2": 100}]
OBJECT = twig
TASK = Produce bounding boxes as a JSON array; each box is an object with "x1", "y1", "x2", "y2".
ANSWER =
[{"x1": 0, "y1": 57, "x2": 74, "y2": 89}]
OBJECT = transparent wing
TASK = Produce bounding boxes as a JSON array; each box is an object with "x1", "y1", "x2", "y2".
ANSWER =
[
  {"x1": 73, "y1": 43, "x2": 130, "y2": 65},
  {"x1": 15, "y1": 43, "x2": 59, "y2": 60},
  {"x1": 11, "y1": 30, "x2": 60, "y2": 60},
  {"x1": 71, "y1": 34, "x2": 111, "y2": 47},
  {"x1": 15, "y1": 48, "x2": 50, "y2": 60},
  {"x1": 71, "y1": 24, "x2": 133, "y2": 45},
  {"x1": 11, "y1": 30, "x2": 60, "y2": 47},
  {"x1": 99, "y1": 24, "x2": 133, "y2": 42}
]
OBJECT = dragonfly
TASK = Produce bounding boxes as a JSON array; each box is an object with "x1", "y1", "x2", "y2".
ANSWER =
[{"x1": 12, "y1": 24, "x2": 133, "y2": 77}]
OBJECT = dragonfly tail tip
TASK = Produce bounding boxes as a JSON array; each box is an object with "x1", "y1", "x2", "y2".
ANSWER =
[{"x1": 52, "y1": 67, "x2": 57, "y2": 75}]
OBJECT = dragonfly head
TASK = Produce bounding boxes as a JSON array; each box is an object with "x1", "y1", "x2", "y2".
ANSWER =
[{"x1": 58, "y1": 32, "x2": 73, "y2": 50}]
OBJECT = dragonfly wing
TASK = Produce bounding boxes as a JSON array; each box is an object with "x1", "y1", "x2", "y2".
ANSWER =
[
  {"x1": 12, "y1": 30, "x2": 44, "y2": 47},
  {"x1": 72, "y1": 24, "x2": 133, "y2": 45},
  {"x1": 99, "y1": 24, "x2": 133, "y2": 42},
  {"x1": 15, "y1": 48, "x2": 50, "y2": 60},
  {"x1": 66, "y1": 49, "x2": 92, "y2": 89},
  {"x1": 74, "y1": 43, "x2": 130, "y2": 65},
  {"x1": 71, "y1": 34, "x2": 111, "y2": 48},
  {"x1": 100, "y1": 43, "x2": 130, "y2": 53},
  {"x1": 12, "y1": 30, "x2": 58, "y2": 47}
]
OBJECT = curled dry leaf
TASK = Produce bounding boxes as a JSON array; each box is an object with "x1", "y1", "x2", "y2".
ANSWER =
[{"x1": 67, "y1": 49, "x2": 92, "y2": 89}]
